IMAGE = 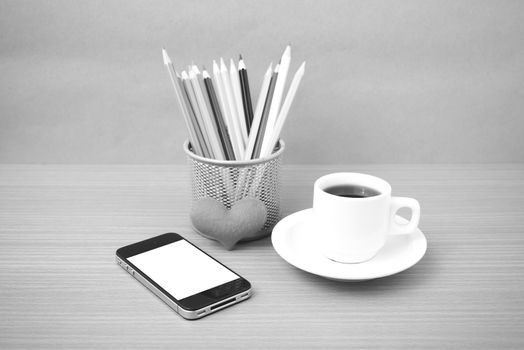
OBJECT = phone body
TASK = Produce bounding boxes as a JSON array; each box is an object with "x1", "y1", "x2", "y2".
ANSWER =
[{"x1": 116, "y1": 233, "x2": 251, "y2": 320}]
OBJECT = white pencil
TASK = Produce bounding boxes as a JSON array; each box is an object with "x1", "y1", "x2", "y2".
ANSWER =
[
  {"x1": 230, "y1": 58, "x2": 248, "y2": 145},
  {"x1": 261, "y1": 45, "x2": 291, "y2": 153},
  {"x1": 220, "y1": 58, "x2": 245, "y2": 158},
  {"x1": 162, "y1": 49, "x2": 203, "y2": 156},
  {"x1": 261, "y1": 62, "x2": 306, "y2": 157},
  {"x1": 189, "y1": 66, "x2": 225, "y2": 160},
  {"x1": 244, "y1": 62, "x2": 273, "y2": 160},
  {"x1": 212, "y1": 61, "x2": 242, "y2": 159},
  {"x1": 181, "y1": 70, "x2": 215, "y2": 158}
]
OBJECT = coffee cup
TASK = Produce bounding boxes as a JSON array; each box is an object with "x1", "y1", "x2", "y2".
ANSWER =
[{"x1": 313, "y1": 173, "x2": 420, "y2": 264}]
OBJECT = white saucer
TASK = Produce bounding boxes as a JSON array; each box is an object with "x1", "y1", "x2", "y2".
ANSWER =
[{"x1": 271, "y1": 209, "x2": 427, "y2": 281}]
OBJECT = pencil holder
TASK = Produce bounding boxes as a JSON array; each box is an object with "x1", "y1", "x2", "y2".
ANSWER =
[{"x1": 185, "y1": 140, "x2": 284, "y2": 250}]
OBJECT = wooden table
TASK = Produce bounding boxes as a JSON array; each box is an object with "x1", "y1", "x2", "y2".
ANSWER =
[{"x1": 1, "y1": 164, "x2": 523, "y2": 349}]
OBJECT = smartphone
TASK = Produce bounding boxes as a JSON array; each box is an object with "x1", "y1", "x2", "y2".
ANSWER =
[{"x1": 116, "y1": 233, "x2": 251, "y2": 320}]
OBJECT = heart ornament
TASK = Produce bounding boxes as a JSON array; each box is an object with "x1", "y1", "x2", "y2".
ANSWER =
[{"x1": 190, "y1": 197, "x2": 268, "y2": 250}]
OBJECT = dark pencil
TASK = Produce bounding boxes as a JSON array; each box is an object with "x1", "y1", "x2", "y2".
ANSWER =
[
  {"x1": 202, "y1": 69, "x2": 236, "y2": 160},
  {"x1": 238, "y1": 55, "x2": 254, "y2": 134},
  {"x1": 252, "y1": 64, "x2": 279, "y2": 159}
]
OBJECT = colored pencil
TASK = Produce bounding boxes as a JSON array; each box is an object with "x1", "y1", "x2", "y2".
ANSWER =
[
  {"x1": 252, "y1": 64, "x2": 279, "y2": 159},
  {"x1": 181, "y1": 70, "x2": 213, "y2": 158},
  {"x1": 189, "y1": 66, "x2": 225, "y2": 160},
  {"x1": 244, "y1": 62, "x2": 273, "y2": 160},
  {"x1": 238, "y1": 55, "x2": 254, "y2": 133},
  {"x1": 203, "y1": 69, "x2": 236, "y2": 160},
  {"x1": 230, "y1": 58, "x2": 248, "y2": 145},
  {"x1": 261, "y1": 62, "x2": 306, "y2": 157},
  {"x1": 220, "y1": 58, "x2": 245, "y2": 157},
  {"x1": 177, "y1": 75, "x2": 211, "y2": 157},
  {"x1": 162, "y1": 49, "x2": 203, "y2": 156},
  {"x1": 261, "y1": 45, "x2": 291, "y2": 154},
  {"x1": 212, "y1": 61, "x2": 243, "y2": 160},
  {"x1": 197, "y1": 66, "x2": 232, "y2": 161}
]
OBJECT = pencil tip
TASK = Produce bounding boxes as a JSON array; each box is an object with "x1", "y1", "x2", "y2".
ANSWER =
[
  {"x1": 238, "y1": 56, "x2": 247, "y2": 70},
  {"x1": 239, "y1": 54, "x2": 243, "y2": 60},
  {"x1": 284, "y1": 45, "x2": 291, "y2": 57},
  {"x1": 220, "y1": 57, "x2": 227, "y2": 69},
  {"x1": 162, "y1": 48, "x2": 171, "y2": 65},
  {"x1": 220, "y1": 58, "x2": 228, "y2": 71},
  {"x1": 264, "y1": 62, "x2": 273, "y2": 76}
]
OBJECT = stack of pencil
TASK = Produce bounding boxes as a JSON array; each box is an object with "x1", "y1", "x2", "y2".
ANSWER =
[{"x1": 163, "y1": 46, "x2": 305, "y2": 161}]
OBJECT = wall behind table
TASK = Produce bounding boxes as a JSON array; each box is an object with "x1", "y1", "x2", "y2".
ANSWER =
[{"x1": 1, "y1": 0, "x2": 523, "y2": 164}]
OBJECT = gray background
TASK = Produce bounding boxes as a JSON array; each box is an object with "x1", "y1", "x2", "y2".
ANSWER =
[{"x1": 1, "y1": 0, "x2": 523, "y2": 164}]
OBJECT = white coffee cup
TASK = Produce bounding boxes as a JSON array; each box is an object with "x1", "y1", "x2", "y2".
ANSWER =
[{"x1": 313, "y1": 173, "x2": 421, "y2": 264}]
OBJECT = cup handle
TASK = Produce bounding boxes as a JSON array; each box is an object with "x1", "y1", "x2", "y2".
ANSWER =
[{"x1": 390, "y1": 197, "x2": 420, "y2": 235}]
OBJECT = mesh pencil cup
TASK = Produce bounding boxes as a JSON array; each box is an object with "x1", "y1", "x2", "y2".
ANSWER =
[{"x1": 184, "y1": 140, "x2": 284, "y2": 250}]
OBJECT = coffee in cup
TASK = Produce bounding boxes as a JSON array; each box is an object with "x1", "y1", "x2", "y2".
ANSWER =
[
  {"x1": 323, "y1": 184, "x2": 381, "y2": 198},
  {"x1": 313, "y1": 173, "x2": 420, "y2": 264}
]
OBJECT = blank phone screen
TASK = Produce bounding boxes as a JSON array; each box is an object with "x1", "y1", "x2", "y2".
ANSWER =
[{"x1": 128, "y1": 240, "x2": 239, "y2": 300}]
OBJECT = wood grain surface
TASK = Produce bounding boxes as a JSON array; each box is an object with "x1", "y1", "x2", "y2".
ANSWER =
[{"x1": 1, "y1": 164, "x2": 523, "y2": 349}]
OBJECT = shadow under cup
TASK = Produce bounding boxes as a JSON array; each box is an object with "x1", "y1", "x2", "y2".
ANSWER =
[{"x1": 312, "y1": 173, "x2": 419, "y2": 264}]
